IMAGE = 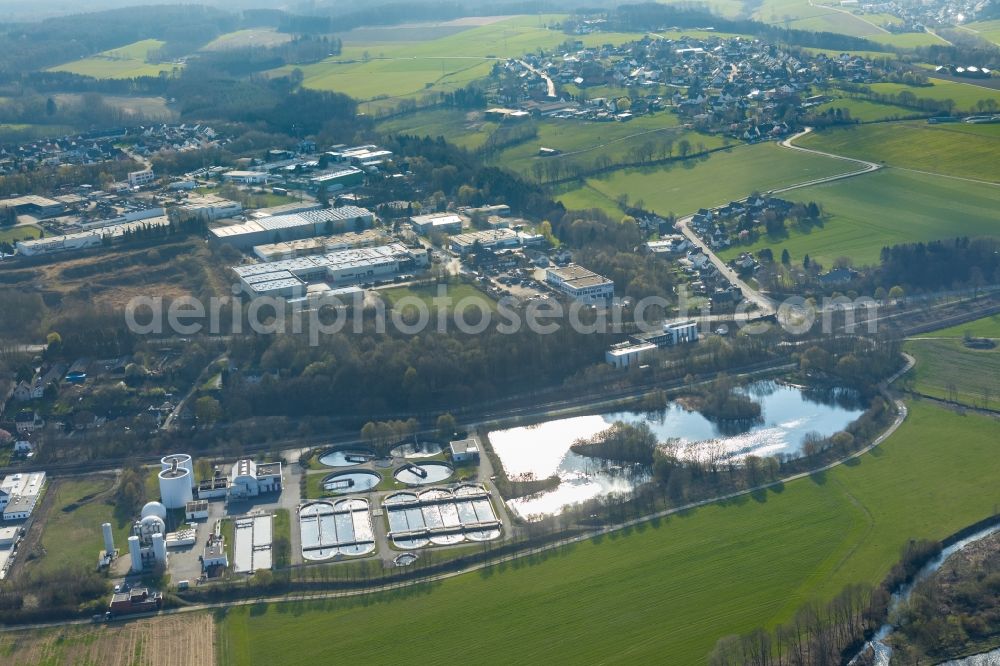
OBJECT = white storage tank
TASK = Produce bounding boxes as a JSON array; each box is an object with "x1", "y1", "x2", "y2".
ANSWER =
[
  {"x1": 158, "y1": 461, "x2": 193, "y2": 509},
  {"x1": 161, "y1": 453, "x2": 195, "y2": 488},
  {"x1": 102, "y1": 522, "x2": 115, "y2": 554},
  {"x1": 138, "y1": 515, "x2": 166, "y2": 539},
  {"x1": 140, "y1": 501, "x2": 167, "y2": 521},
  {"x1": 128, "y1": 535, "x2": 142, "y2": 572},
  {"x1": 151, "y1": 532, "x2": 167, "y2": 563}
]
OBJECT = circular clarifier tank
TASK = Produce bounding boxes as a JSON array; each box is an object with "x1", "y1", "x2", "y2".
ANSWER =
[
  {"x1": 321, "y1": 470, "x2": 381, "y2": 494},
  {"x1": 393, "y1": 461, "x2": 454, "y2": 486},
  {"x1": 389, "y1": 441, "x2": 443, "y2": 459},
  {"x1": 318, "y1": 447, "x2": 375, "y2": 468}
]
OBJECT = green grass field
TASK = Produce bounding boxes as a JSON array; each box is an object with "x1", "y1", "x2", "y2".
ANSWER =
[
  {"x1": 914, "y1": 313, "x2": 1000, "y2": 340},
  {"x1": 868, "y1": 78, "x2": 1000, "y2": 112},
  {"x1": 812, "y1": 90, "x2": 921, "y2": 122},
  {"x1": 51, "y1": 93, "x2": 176, "y2": 120},
  {"x1": 718, "y1": 168, "x2": 1000, "y2": 267},
  {"x1": 201, "y1": 28, "x2": 293, "y2": 51},
  {"x1": 799, "y1": 121, "x2": 1000, "y2": 181},
  {"x1": 963, "y1": 20, "x2": 1000, "y2": 46},
  {"x1": 376, "y1": 108, "x2": 498, "y2": 150},
  {"x1": 904, "y1": 337, "x2": 1000, "y2": 408},
  {"x1": 49, "y1": 39, "x2": 181, "y2": 79},
  {"x1": 557, "y1": 141, "x2": 856, "y2": 217},
  {"x1": 486, "y1": 115, "x2": 724, "y2": 180},
  {"x1": 280, "y1": 15, "x2": 646, "y2": 105},
  {"x1": 379, "y1": 281, "x2": 497, "y2": 312},
  {"x1": 23, "y1": 476, "x2": 132, "y2": 577},
  {"x1": 217, "y1": 401, "x2": 1000, "y2": 664},
  {"x1": 0, "y1": 224, "x2": 42, "y2": 244}
]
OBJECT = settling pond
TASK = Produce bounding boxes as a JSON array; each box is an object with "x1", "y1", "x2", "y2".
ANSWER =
[{"x1": 488, "y1": 381, "x2": 864, "y2": 518}]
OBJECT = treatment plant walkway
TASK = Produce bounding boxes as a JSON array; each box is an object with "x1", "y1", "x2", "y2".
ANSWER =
[{"x1": 0, "y1": 357, "x2": 918, "y2": 634}]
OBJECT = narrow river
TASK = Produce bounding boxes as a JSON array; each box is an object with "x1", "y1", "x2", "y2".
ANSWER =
[{"x1": 852, "y1": 523, "x2": 1000, "y2": 665}]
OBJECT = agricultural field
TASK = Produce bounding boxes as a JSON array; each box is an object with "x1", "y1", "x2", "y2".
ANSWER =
[
  {"x1": 278, "y1": 15, "x2": 646, "y2": 107},
  {"x1": 904, "y1": 337, "x2": 1000, "y2": 408},
  {"x1": 19, "y1": 475, "x2": 132, "y2": 578},
  {"x1": 811, "y1": 92, "x2": 921, "y2": 122},
  {"x1": 376, "y1": 108, "x2": 498, "y2": 151},
  {"x1": 486, "y1": 115, "x2": 719, "y2": 180},
  {"x1": 557, "y1": 141, "x2": 856, "y2": 217},
  {"x1": 201, "y1": 28, "x2": 293, "y2": 51},
  {"x1": 52, "y1": 93, "x2": 177, "y2": 121},
  {"x1": 0, "y1": 123, "x2": 75, "y2": 140},
  {"x1": 717, "y1": 168, "x2": 1000, "y2": 267},
  {"x1": 0, "y1": 224, "x2": 42, "y2": 244},
  {"x1": 0, "y1": 613, "x2": 215, "y2": 666},
  {"x1": 798, "y1": 121, "x2": 1000, "y2": 181},
  {"x1": 216, "y1": 400, "x2": 1000, "y2": 664},
  {"x1": 49, "y1": 39, "x2": 182, "y2": 79},
  {"x1": 963, "y1": 19, "x2": 1000, "y2": 46},
  {"x1": 868, "y1": 78, "x2": 1000, "y2": 112}
]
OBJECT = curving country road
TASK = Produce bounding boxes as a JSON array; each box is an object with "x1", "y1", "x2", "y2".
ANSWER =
[{"x1": 674, "y1": 128, "x2": 882, "y2": 317}]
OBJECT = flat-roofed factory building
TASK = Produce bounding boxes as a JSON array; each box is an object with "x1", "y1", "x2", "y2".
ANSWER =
[
  {"x1": 449, "y1": 228, "x2": 520, "y2": 255},
  {"x1": 233, "y1": 243, "x2": 428, "y2": 297},
  {"x1": 209, "y1": 205, "x2": 375, "y2": 250}
]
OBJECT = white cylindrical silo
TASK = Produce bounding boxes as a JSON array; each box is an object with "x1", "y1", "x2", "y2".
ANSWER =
[
  {"x1": 128, "y1": 535, "x2": 142, "y2": 572},
  {"x1": 158, "y1": 463, "x2": 193, "y2": 509},
  {"x1": 161, "y1": 454, "x2": 195, "y2": 488},
  {"x1": 151, "y1": 532, "x2": 167, "y2": 563},
  {"x1": 102, "y1": 522, "x2": 115, "y2": 554}
]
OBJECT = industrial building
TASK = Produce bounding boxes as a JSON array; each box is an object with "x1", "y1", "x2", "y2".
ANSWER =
[
  {"x1": 546, "y1": 264, "x2": 615, "y2": 305},
  {"x1": 185, "y1": 500, "x2": 209, "y2": 521},
  {"x1": 252, "y1": 228, "x2": 387, "y2": 261},
  {"x1": 15, "y1": 216, "x2": 171, "y2": 257},
  {"x1": 109, "y1": 587, "x2": 162, "y2": 616},
  {"x1": 449, "y1": 228, "x2": 520, "y2": 255},
  {"x1": 222, "y1": 170, "x2": 269, "y2": 184},
  {"x1": 0, "y1": 195, "x2": 64, "y2": 218},
  {"x1": 208, "y1": 205, "x2": 375, "y2": 249},
  {"x1": 233, "y1": 243, "x2": 428, "y2": 298},
  {"x1": 309, "y1": 166, "x2": 364, "y2": 190},
  {"x1": 203, "y1": 534, "x2": 228, "y2": 573},
  {"x1": 127, "y1": 501, "x2": 169, "y2": 572},
  {"x1": 0, "y1": 472, "x2": 46, "y2": 521},
  {"x1": 228, "y1": 459, "x2": 282, "y2": 499},
  {"x1": 410, "y1": 212, "x2": 466, "y2": 236},
  {"x1": 605, "y1": 342, "x2": 657, "y2": 369},
  {"x1": 449, "y1": 437, "x2": 481, "y2": 464},
  {"x1": 178, "y1": 194, "x2": 243, "y2": 221},
  {"x1": 127, "y1": 169, "x2": 155, "y2": 188},
  {"x1": 630, "y1": 320, "x2": 699, "y2": 348}
]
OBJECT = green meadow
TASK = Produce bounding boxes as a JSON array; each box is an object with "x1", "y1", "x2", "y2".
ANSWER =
[
  {"x1": 799, "y1": 121, "x2": 1000, "y2": 181},
  {"x1": 557, "y1": 141, "x2": 856, "y2": 217},
  {"x1": 0, "y1": 224, "x2": 42, "y2": 244},
  {"x1": 913, "y1": 313, "x2": 1000, "y2": 340},
  {"x1": 22, "y1": 477, "x2": 132, "y2": 577},
  {"x1": 284, "y1": 15, "x2": 646, "y2": 105},
  {"x1": 376, "y1": 108, "x2": 498, "y2": 151},
  {"x1": 49, "y1": 39, "x2": 180, "y2": 79},
  {"x1": 964, "y1": 20, "x2": 1000, "y2": 46},
  {"x1": 904, "y1": 337, "x2": 1000, "y2": 408},
  {"x1": 718, "y1": 168, "x2": 1000, "y2": 267},
  {"x1": 218, "y1": 401, "x2": 1000, "y2": 664},
  {"x1": 868, "y1": 78, "x2": 1000, "y2": 111}
]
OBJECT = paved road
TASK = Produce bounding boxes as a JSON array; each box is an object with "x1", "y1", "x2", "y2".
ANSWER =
[
  {"x1": 517, "y1": 59, "x2": 556, "y2": 98},
  {"x1": 674, "y1": 128, "x2": 881, "y2": 318}
]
